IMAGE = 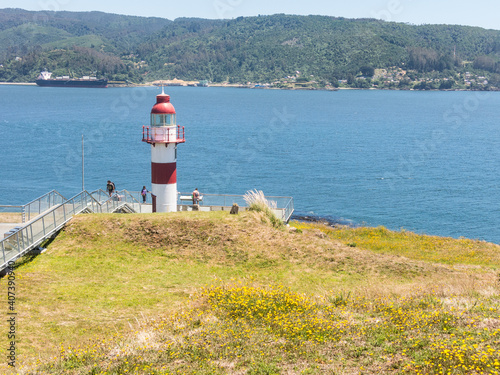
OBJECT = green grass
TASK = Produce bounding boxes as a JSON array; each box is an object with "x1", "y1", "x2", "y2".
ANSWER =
[
  {"x1": 0, "y1": 211, "x2": 499, "y2": 374},
  {"x1": 292, "y1": 222, "x2": 500, "y2": 268}
]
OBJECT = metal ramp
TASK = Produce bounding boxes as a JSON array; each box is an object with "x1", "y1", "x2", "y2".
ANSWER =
[{"x1": 1, "y1": 190, "x2": 141, "y2": 272}]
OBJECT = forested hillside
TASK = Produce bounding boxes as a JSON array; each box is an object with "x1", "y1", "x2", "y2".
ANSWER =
[{"x1": 1, "y1": 8, "x2": 500, "y2": 89}]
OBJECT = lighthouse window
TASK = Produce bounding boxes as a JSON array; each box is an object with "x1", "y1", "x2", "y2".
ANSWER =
[
  {"x1": 152, "y1": 114, "x2": 163, "y2": 126},
  {"x1": 151, "y1": 114, "x2": 176, "y2": 126},
  {"x1": 151, "y1": 114, "x2": 157, "y2": 126}
]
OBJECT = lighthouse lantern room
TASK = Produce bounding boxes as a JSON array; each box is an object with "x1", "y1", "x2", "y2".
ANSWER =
[{"x1": 142, "y1": 89, "x2": 185, "y2": 212}]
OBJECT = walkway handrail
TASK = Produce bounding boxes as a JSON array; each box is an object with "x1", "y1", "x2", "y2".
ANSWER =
[
  {"x1": 23, "y1": 190, "x2": 66, "y2": 223},
  {"x1": 118, "y1": 190, "x2": 142, "y2": 213},
  {"x1": 0, "y1": 190, "x2": 67, "y2": 223},
  {"x1": 93, "y1": 190, "x2": 142, "y2": 214},
  {"x1": 129, "y1": 191, "x2": 153, "y2": 204},
  {"x1": 0, "y1": 190, "x2": 141, "y2": 272},
  {"x1": 90, "y1": 189, "x2": 110, "y2": 204},
  {"x1": 282, "y1": 197, "x2": 295, "y2": 222},
  {"x1": 177, "y1": 192, "x2": 294, "y2": 222},
  {"x1": 90, "y1": 189, "x2": 142, "y2": 212},
  {"x1": 0, "y1": 190, "x2": 101, "y2": 271}
]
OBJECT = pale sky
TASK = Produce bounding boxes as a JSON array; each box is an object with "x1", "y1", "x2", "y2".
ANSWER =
[{"x1": 1, "y1": 0, "x2": 499, "y2": 30}]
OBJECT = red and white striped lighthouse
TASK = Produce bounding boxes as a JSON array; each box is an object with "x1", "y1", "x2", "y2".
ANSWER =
[{"x1": 142, "y1": 89, "x2": 185, "y2": 212}]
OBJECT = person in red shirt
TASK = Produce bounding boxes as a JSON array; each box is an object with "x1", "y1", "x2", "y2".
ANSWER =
[{"x1": 192, "y1": 188, "x2": 200, "y2": 205}]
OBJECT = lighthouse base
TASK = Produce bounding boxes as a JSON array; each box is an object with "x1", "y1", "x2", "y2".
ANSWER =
[{"x1": 152, "y1": 183, "x2": 177, "y2": 213}]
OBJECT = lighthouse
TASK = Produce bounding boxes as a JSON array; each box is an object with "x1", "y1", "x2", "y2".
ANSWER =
[{"x1": 142, "y1": 89, "x2": 185, "y2": 212}]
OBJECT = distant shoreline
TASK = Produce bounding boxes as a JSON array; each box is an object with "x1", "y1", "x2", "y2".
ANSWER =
[
  {"x1": 0, "y1": 81, "x2": 496, "y2": 92},
  {"x1": 0, "y1": 82, "x2": 36, "y2": 86}
]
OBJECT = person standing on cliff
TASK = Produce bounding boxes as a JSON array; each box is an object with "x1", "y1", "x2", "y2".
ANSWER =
[{"x1": 192, "y1": 188, "x2": 200, "y2": 205}]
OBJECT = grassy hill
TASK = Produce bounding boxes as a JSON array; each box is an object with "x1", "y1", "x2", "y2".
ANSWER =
[{"x1": 1, "y1": 211, "x2": 499, "y2": 374}]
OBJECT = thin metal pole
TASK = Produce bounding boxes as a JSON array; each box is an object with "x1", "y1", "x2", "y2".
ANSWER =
[{"x1": 82, "y1": 135, "x2": 85, "y2": 191}]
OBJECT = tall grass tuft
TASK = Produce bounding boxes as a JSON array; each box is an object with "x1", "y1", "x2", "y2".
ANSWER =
[{"x1": 244, "y1": 189, "x2": 283, "y2": 228}]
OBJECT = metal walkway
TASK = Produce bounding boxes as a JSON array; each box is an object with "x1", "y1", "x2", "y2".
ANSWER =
[{"x1": 0, "y1": 189, "x2": 141, "y2": 272}]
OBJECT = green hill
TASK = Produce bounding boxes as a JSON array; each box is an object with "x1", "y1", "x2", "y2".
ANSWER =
[
  {"x1": 1, "y1": 9, "x2": 500, "y2": 88},
  {"x1": 1, "y1": 211, "x2": 499, "y2": 374},
  {"x1": 41, "y1": 34, "x2": 107, "y2": 50}
]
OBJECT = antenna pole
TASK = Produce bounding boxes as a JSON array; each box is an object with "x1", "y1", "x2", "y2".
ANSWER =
[{"x1": 82, "y1": 134, "x2": 85, "y2": 191}]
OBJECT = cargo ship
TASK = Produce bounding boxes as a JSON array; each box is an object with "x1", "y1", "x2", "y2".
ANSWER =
[{"x1": 35, "y1": 71, "x2": 108, "y2": 88}]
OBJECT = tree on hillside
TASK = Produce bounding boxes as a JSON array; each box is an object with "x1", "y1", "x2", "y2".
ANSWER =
[
  {"x1": 474, "y1": 55, "x2": 498, "y2": 73},
  {"x1": 360, "y1": 66, "x2": 375, "y2": 77}
]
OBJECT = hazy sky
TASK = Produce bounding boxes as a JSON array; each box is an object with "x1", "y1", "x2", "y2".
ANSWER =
[{"x1": 1, "y1": 0, "x2": 499, "y2": 30}]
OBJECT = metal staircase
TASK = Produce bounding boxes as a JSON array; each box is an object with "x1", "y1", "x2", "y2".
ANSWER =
[{"x1": 1, "y1": 189, "x2": 141, "y2": 272}]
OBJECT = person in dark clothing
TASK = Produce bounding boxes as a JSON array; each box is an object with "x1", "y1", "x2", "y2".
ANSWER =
[{"x1": 106, "y1": 180, "x2": 115, "y2": 197}]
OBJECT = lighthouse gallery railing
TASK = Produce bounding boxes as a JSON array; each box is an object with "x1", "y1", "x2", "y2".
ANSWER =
[{"x1": 142, "y1": 125, "x2": 185, "y2": 144}]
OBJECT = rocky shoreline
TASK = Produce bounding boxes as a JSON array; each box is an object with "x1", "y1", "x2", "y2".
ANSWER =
[{"x1": 290, "y1": 212, "x2": 358, "y2": 228}]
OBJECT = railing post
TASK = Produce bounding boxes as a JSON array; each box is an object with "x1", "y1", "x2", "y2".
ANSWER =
[
  {"x1": 1, "y1": 241, "x2": 5, "y2": 264},
  {"x1": 16, "y1": 233, "x2": 21, "y2": 255},
  {"x1": 20, "y1": 229, "x2": 26, "y2": 250}
]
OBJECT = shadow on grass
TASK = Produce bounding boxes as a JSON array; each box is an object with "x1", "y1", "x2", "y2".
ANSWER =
[{"x1": 1, "y1": 232, "x2": 60, "y2": 278}]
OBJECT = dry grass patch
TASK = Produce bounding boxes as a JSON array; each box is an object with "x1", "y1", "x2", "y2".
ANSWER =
[{"x1": 0, "y1": 212, "x2": 23, "y2": 223}]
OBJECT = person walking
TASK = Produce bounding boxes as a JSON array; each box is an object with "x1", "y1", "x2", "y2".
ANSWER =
[
  {"x1": 141, "y1": 186, "x2": 149, "y2": 203},
  {"x1": 192, "y1": 188, "x2": 200, "y2": 205},
  {"x1": 106, "y1": 180, "x2": 115, "y2": 197}
]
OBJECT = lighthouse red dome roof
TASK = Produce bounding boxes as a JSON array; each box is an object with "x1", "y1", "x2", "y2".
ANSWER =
[{"x1": 151, "y1": 92, "x2": 176, "y2": 114}]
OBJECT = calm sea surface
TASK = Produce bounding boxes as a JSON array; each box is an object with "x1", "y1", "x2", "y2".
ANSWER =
[{"x1": 0, "y1": 85, "x2": 499, "y2": 243}]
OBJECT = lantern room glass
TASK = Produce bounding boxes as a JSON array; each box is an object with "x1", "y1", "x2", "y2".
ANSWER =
[{"x1": 151, "y1": 114, "x2": 176, "y2": 126}]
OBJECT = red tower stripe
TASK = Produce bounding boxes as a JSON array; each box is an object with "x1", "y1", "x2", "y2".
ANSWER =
[{"x1": 152, "y1": 162, "x2": 177, "y2": 184}]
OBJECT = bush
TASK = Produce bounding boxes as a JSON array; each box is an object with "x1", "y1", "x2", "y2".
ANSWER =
[{"x1": 243, "y1": 189, "x2": 283, "y2": 228}]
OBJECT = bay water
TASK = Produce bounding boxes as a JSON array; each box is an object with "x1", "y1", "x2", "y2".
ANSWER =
[{"x1": 0, "y1": 85, "x2": 499, "y2": 243}]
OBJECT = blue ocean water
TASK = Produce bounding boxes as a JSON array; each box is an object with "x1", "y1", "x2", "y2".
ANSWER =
[{"x1": 0, "y1": 85, "x2": 499, "y2": 243}]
